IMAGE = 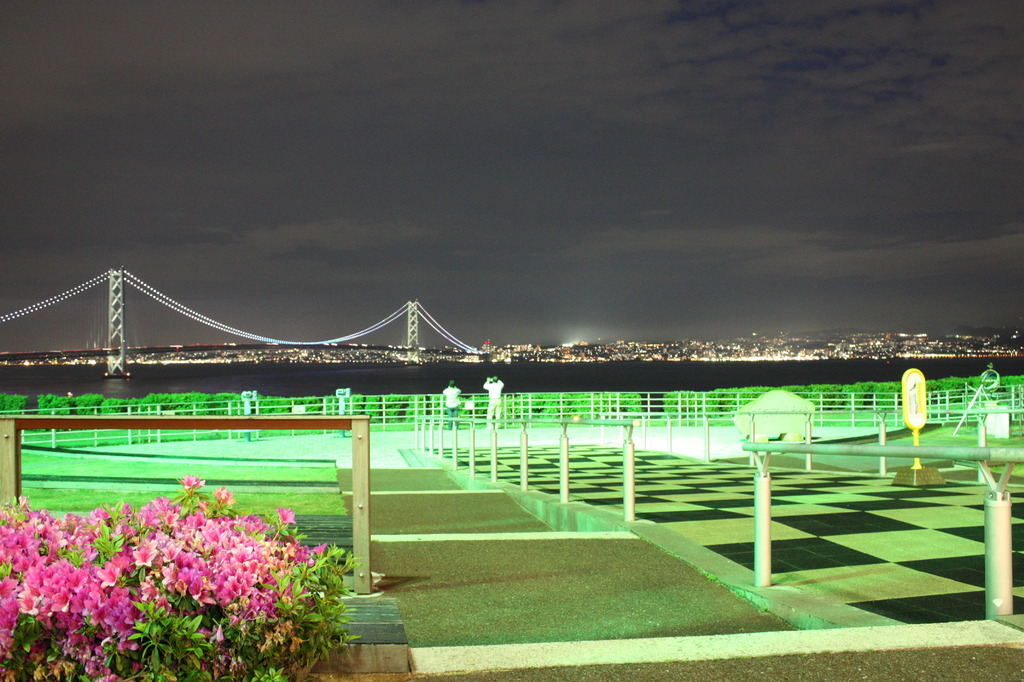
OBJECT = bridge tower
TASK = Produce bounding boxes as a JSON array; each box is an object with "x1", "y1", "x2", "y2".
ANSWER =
[
  {"x1": 406, "y1": 300, "x2": 420, "y2": 363},
  {"x1": 106, "y1": 267, "x2": 128, "y2": 377}
]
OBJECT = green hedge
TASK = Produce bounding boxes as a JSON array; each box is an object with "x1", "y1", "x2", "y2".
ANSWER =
[
  {"x1": 663, "y1": 374, "x2": 1024, "y2": 415},
  {"x1": 0, "y1": 394, "x2": 29, "y2": 412},
  {"x1": 36, "y1": 392, "x2": 246, "y2": 415}
]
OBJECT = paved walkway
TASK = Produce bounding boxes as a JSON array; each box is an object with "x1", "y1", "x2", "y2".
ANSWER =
[{"x1": 446, "y1": 439, "x2": 1023, "y2": 624}]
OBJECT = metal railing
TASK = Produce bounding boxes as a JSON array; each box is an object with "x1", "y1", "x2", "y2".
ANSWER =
[
  {"x1": 7, "y1": 384, "x2": 1024, "y2": 441},
  {"x1": 741, "y1": 440, "x2": 1024, "y2": 620},
  {"x1": 417, "y1": 415, "x2": 642, "y2": 521}
]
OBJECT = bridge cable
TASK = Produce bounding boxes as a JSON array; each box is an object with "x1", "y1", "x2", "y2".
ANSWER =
[
  {"x1": 417, "y1": 302, "x2": 481, "y2": 353},
  {"x1": 125, "y1": 271, "x2": 410, "y2": 345},
  {"x1": 0, "y1": 273, "x2": 108, "y2": 325}
]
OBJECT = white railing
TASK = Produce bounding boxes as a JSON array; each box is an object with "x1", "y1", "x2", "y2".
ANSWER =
[
  {"x1": 417, "y1": 415, "x2": 641, "y2": 521},
  {"x1": 6, "y1": 385, "x2": 1023, "y2": 449},
  {"x1": 742, "y1": 440, "x2": 1024, "y2": 620}
]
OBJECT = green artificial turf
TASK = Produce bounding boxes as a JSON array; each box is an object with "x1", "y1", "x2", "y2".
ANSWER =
[
  {"x1": 20, "y1": 489, "x2": 348, "y2": 517},
  {"x1": 21, "y1": 451, "x2": 337, "y2": 482}
]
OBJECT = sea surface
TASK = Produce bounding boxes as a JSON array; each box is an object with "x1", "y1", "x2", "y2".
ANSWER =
[{"x1": 1, "y1": 358, "x2": 1022, "y2": 406}]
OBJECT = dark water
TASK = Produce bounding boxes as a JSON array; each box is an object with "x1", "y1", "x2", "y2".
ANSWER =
[{"x1": 1, "y1": 358, "x2": 1022, "y2": 405}]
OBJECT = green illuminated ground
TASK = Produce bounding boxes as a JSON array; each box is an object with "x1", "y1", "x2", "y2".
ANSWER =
[
  {"x1": 20, "y1": 450, "x2": 337, "y2": 482},
  {"x1": 22, "y1": 489, "x2": 347, "y2": 517}
]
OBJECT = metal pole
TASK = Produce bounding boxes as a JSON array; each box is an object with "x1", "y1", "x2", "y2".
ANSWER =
[
  {"x1": 753, "y1": 455, "x2": 772, "y2": 588},
  {"x1": 560, "y1": 424, "x2": 570, "y2": 504},
  {"x1": 878, "y1": 417, "x2": 887, "y2": 477},
  {"x1": 452, "y1": 426, "x2": 459, "y2": 470},
  {"x1": 667, "y1": 419, "x2": 673, "y2": 454},
  {"x1": 703, "y1": 414, "x2": 711, "y2": 463},
  {"x1": 748, "y1": 414, "x2": 757, "y2": 466},
  {"x1": 805, "y1": 414, "x2": 813, "y2": 472},
  {"x1": 520, "y1": 423, "x2": 529, "y2": 491},
  {"x1": 980, "y1": 461, "x2": 1015, "y2": 619},
  {"x1": 624, "y1": 425, "x2": 636, "y2": 522},
  {"x1": 984, "y1": 491, "x2": 1013, "y2": 619},
  {"x1": 469, "y1": 424, "x2": 476, "y2": 477},
  {"x1": 490, "y1": 425, "x2": 499, "y2": 483},
  {"x1": 350, "y1": 418, "x2": 372, "y2": 595}
]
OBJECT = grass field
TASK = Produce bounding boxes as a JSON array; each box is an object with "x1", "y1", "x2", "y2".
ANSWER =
[
  {"x1": 21, "y1": 450, "x2": 338, "y2": 482},
  {"x1": 20, "y1": 488, "x2": 349, "y2": 517},
  {"x1": 17, "y1": 444, "x2": 346, "y2": 517}
]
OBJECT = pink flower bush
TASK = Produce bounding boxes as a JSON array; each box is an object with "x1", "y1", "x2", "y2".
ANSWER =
[{"x1": 0, "y1": 478, "x2": 354, "y2": 681}]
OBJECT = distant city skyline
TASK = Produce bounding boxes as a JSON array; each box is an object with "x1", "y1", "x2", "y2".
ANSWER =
[
  {"x1": 2, "y1": 323, "x2": 1022, "y2": 366},
  {"x1": 0, "y1": 266, "x2": 1022, "y2": 354},
  {"x1": 2, "y1": 2, "x2": 1022, "y2": 349}
]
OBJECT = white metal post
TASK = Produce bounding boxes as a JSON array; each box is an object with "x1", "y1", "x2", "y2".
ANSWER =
[
  {"x1": 520, "y1": 423, "x2": 529, "y2": 491},
  {"x1": 437, "y1": 418, "x2": 444, "y2": 459},
  {"x1": 748, "y1": 414, "x2": 757, "y2": 467},
  {"x1": 490, "y1": 426, "x2": 499, "y2": 483},
  {"x1": 753, "y1": 452, "x2": 772, "y2": 588},
  {"x1": 878, "y1": 417, "x2": 887, "y2": 476},
  {"x1": 560, "y1": 424, "x2": 570, "y2": 504},
  {"x1": 623, "y1": 425, "x2": 636, "y2": 522},
  {"x1": 980, "y1": 462, "x2": 1015, "y2": 619},
  {"x1": 452, "y1": 426, "x2": 459, "y2": 470},
  {"x1": 805, "y1": 414, "x2": 813, "y2": 471},
  {"x1": 703, "y1": 415, "x2": 711, "y2": 463}
]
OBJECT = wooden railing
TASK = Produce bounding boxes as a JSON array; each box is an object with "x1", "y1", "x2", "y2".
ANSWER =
[{"x1": 0, "y1": 415, "x2": 373, "y2": 594}]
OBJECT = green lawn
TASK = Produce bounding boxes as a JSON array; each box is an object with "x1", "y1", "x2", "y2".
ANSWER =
[
  {"x1": 21, "y1": 451, "x2": 337, "y2": 482},
  {"x1": 21, "y1": 489, "x2": 348, "y2": 517}
]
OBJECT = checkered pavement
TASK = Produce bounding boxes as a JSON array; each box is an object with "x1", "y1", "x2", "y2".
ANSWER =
[{"x1": 463, "y1": 443, "x2": 1024, "y2": 624}]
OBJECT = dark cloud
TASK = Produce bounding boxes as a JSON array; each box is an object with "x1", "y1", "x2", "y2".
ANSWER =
[{"x1": 1, "y1": 1, "x2": 1022, "y2": 351}]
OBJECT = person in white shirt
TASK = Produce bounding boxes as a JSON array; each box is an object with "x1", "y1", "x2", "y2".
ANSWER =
[
  {"x1": 442, "y1": 380, "x2": 461, "y2": 429},
  {"x1": 484, "y1": 376, "x2": 504, "y2": 424}
]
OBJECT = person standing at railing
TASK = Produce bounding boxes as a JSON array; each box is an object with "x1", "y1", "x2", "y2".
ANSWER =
[
  {"x1": 443, "y1": 380, "x2": 462, "y2": 429},
  {"x1": 484, "y1": 376, "x2": 504, "y2": 425}
]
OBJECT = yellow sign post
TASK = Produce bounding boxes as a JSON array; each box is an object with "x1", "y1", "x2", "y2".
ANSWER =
[
  {"x1": 894, "y1": 368, "x2": 945, "y2": 486},
  {"x1": 902, "y1": 368, "x2": 927, "y2": 453}
]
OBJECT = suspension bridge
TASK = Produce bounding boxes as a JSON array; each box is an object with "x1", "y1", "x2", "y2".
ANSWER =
[{"x1": 0, "y1": 268, "x2": 481, "y2": 375}]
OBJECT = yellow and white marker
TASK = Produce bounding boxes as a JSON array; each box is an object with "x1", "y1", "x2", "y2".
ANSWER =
[{"x1": 902, "y1": 367, "x2": 927, "y2": 466}]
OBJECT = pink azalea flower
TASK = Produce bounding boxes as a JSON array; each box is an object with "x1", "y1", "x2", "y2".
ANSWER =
[
  {"x1": 180, "y1": 475, "x2": 205, "y2": 490},
  {"x1": 214, "y1": 487, "x2": 235, "y2": 506},
  {"x1": 276, "y1": 507, "x2": 296, "y2": 525},
  {"x1": 132, "y1": 542, "x2": 158, "y2": 568},
  {"x1": 96, "y1": 562, "x2": 121, "y2": 588}
]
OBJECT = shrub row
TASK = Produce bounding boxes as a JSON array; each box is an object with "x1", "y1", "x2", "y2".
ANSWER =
[{"x1": 3, "y1": 374, "x2": 1019, "y2": 419}]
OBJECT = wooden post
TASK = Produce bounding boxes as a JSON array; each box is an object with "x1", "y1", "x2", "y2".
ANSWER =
[
  {"x1": 0, "y1": 420, "x2": 19, "y2": 504},
  {"x1": 350, "y1": 417, "x2": 372, "y2": 595}
]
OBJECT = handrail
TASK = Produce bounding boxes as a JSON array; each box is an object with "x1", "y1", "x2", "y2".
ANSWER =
[
  {"x1": 0, "y1": 415, "x2": 374, "y2": 595},
  {"x1": 417, "y1": 414, "x2": 640, "y2": 521},
  {"x1": 739, "y1": 439, "x2": 1019, "y2": 620},
  {"x1": 740, "y1": 440, "x2": 1024, "y2": 463}
]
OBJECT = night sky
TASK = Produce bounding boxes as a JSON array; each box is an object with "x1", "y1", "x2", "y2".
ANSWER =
[{"x1": 2, "y1": 1, "x2": 1022, "y2": 352}]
